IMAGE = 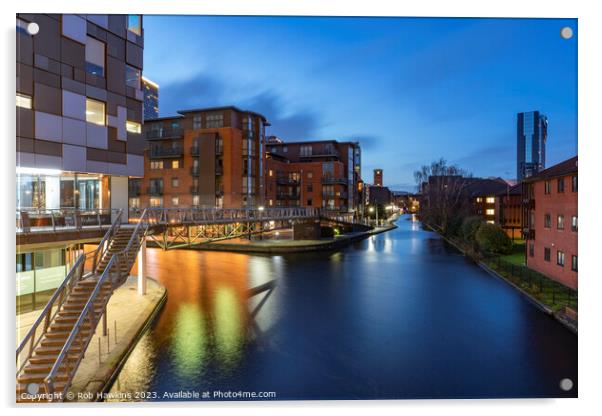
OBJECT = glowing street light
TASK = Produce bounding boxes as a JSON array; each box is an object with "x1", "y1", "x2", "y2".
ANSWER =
[{"x1": 258, "y1": 206, "x2": 265, "y2": 212}]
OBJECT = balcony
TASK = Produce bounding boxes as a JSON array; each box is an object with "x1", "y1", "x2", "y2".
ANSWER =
[
  {"x1": 322, "y1": 192, "x2": 335, "y2": 199},
  {"x1": 276, "y1": 192, "x2": 300, "y2": 200},
  {"x1": 190, "y1": 146, "x2": 200, "y2": 156},
  {"x1": 300, "y1": 149, "x2": 340, "y2": 159},
  {"x1": 128, "y1": 184, "x2": 141, "y2": 196},
  {"x1": 150, "y1": 146, "x2": 183, "y2": 158},
  {"x1": 190, "y1": 185, "x2": 199, "y2": 194},
  {"x1": 216, "y1": 165, "x2": 223, "y2": 176},
  {"x1": 190, "y1": 166, "x2": 199, "y2": 176},
  {"x1": 145, "y1": 128, "x2": 184, "y2": 140},
  {"x1": 322, "y1": 176, "x2": 348, "y2": 185},
  {"x1": 147, "y1": 186, "x2": 164, "y2": 195},
  {"x1": 216, "y1": 146, "x2": 223, "y2": 156},
  {"x1": 276, "y1": 177, "x2": 300, "y2": 185}
]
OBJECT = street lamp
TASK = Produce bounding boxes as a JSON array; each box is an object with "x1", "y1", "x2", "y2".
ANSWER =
[{"x1": 258, "y1": 205, "x2": 265, "y2": 211}]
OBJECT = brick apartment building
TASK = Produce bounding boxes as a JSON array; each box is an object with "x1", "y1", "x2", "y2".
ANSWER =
[
  {"x1": 131, "y1": 106, "x2": 269, "y2": 209},
  {"x1": 465, "y1": 178, "x2": 509, "y2": 223},
  {"x1": 264, "y1": 139, "x2": 362, "y2": 213},
  {"x1": 523, "y1": 156, "x2": 578, "y2": 289},
  {"x1": 495, "y1": 183, "x2": 523, "y2": 239}
]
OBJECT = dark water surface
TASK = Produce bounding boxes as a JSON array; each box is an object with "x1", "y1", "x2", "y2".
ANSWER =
[{"x1": 109, "y1": 215, "x2": 577, "y2": 400}]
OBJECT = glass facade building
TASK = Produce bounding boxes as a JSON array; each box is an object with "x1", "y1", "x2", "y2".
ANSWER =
[{"x1": 517, "y1": 111, "x2": 548, "y2": 181}]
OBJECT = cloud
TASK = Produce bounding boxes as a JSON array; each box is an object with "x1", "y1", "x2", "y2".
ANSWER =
[
  {"x1": 452, "y1": 144, "x2": 516, "y2": 178},
  {"x1": 158, "y1": 74, "x2": 321, "y2": 140}
]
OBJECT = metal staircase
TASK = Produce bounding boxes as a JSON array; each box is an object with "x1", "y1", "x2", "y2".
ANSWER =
[{"x1": 16, "y1": 209, "x2": 152, "y2": 402}]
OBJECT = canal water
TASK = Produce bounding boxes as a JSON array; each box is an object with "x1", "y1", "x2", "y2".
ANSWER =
[{"x1": 108, "y1": 214, "x2": 577, "y2": 400}]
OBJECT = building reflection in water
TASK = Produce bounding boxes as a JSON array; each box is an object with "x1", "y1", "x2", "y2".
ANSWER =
[{"x1": 110, "y1": 248, "x2": 278, "y2": 394}]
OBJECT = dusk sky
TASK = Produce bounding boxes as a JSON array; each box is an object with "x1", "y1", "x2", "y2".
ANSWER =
[{"x1": 143, "y1": 16, "x2": 577, "y2": 191}]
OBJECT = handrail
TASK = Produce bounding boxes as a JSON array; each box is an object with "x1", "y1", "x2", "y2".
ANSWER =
[
  {"x1": 16, "y1": 254, "x2": 85, "y2": 374},
  {"x1": 43, "y1": 210, "x2": 150, "y2": 399},
  {"x1": 91, "y1": 209, "x2": 123, "y2": 272},
  {"x1": 44, "y1": 253, "x2": 120, "y2": 398}
]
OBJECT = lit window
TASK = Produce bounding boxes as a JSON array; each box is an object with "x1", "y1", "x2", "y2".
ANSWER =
[
  {"x1": 126, "y1": 65, "x2": 141, "y2": 89},
  {"x1": 85, "y1": 36, "x2": 105, "y2": 77},
  {"x1": 171, "y1": 177, "x2": 179, "y2": 188},
  {"x1": 150, "y1": 160, "x2": 163, "y2": 170},
  {"x1": 172, "y1": 160, "x2": 180, "y2": 169},
  {"x1": 16, "y1": 93, "x2": 32, "y2": 109},
  {"x1": 129, "y1": 197, "x2": 140, "y2": 208},
  {"x1": 571, "y1": 255, "x2": 578, "y2": 272},
  {"x1": 126, "y1": 120, "x2": 141, "y2": 134},
  {"x1": 127, "y1": 15, "x2": 142, "y2": 36},
  {"x1": 307, "y1": 172, "x2": 313, "y2": 179},
  {"x1": 171, "y1": 196, "x2": 179, "y2": 206},
  {"x1": 86, "y1": 98, "x2": 106, "y2": 125},
  {"x1": 486, "y1": 220, "x2": 494, "y2": 224},
  {"x1": 268, "y1": 170, "x2": 273, "y2": 177},
  {"x1": 192, "y1": 195, "x2": 200, "y2": 207},
  {"x1": 571, "y1": 216, "x2": 577, "y2": 232},
  {"x1": 486, "y1": 197, "x2": 495, "y2": 204},
  {"x1": 486, "y1": 209, "x2": 495, "y2": 216},
  {"x1": 149, "y1": 197, "x2": 163, "y2": 207},
  {"x1": 475, "y1": 197, "x2": 482, "y2": 203},
  {"x1": 557, "y1": 214, "x2": 565, "y2": 230},
  {"x1": 269, "y1": 199, "x2": 273, "y2": 206}
]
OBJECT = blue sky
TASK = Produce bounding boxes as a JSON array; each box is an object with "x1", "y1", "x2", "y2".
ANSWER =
[{"x1": 143, "y1": 16, "x2": 577, "y2": 191}]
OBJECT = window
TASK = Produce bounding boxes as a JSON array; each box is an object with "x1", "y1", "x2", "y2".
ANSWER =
[
  {"x1": 529, "y1": 243, "x2": 534, "y2": 257},
  {"x1": 127, "y1": 15, "x2": 142, "y2": 35},
  {"x1": 192, "y1": 195, "x2": 200, "y2": 207},
  {"x1": 571, "y1": 255, "x2": 578, "y2": 272},
  {"x1": 150, "y1": 160, "x2": 163, "y2": 170},
  {"x1": 171, "y1": 196, "x2": 179, "y2": 206},
  {"x1": 557, "y1": 178, "x2": 565, "y2": 193},
  {"x1": 85, "y1": 36, "x2": 105, "y2": 77},
  {"x1": 486, "y1": 220, "x2": 494, "y2": 224},
  {"x1": 16, "y1": 253, "x2": 33, "y2": 273},
  {"x1": 307, "y1": 172, "x2": 313, "y2": 179},
  {"x1": 571, "y1": 175, "x2": 577, "y2": 192},
  {"x1": 544, "y1": 180, "x2": 551, "y2": 195},
  {"x1": 268, "y1": 169, "x2": 273, "y2": 177},
  {"x1": 86, "y1": 98, "x2": 105, "y2": 125},
  {"x1": 125, "y1": 65, "x2": 141, "y2": 89},
  {"x1": 300, "y1": 145, "x2": 313, "y2": 156},
  {"x1": 556, "y1": 250, "x2": 565, "y2": 267},
  {"x1": 149, "y1": 197, "x2": 163, "y2": 207},
  {"x1": 544, "y1": 247, "x2": 551, "y2": 262},
  {"x1": 485, "y1": 197, "x2": 495, "y2": 204},
  {"x1": 16, "y1": 93, "x2": 32, "y2": 109},
  {"x1": 571, "y1": 215, "x2": 577, "y2": 232},
  {"x1": 307, "y1": 199, "x2": 312, "y2": 206},
  {"x1": 129, "y1": 197, "x2": 140, "y2": 208},
  {"x1": 283, "y1": 146, "x2": 288, "y2": 153},
  {"x1": 557, "y1": 214, "x2": 564, "y2": 230},
  {"x1": 307, "y1": 184, "x2": 313, "y2": 192},
  {"x1": 206, "y1": 113, "x2": 224, "y2": 128},
  {"x1": 172, "y1": 160, "x2": 180, "y2": 169},
  {"x1": 486, "y1": 209, "x2": 495, "y2": 216},
  {"x1": 171, "y1": 177, "x2": 179, "y2": 188},
  {"x1": 544, "y1": 213, "x2": 551, "y2": 228},
  {"x1": 126, "y1": 120, "x2": 141, "y2": 134},
  {"x1": 193, "y1": 115, "x2": 202, "y2": 129},
  {"x1": 475, "y1": 197, "x2": 483, "y2": 203}
]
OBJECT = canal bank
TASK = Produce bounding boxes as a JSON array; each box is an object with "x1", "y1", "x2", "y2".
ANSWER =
[
  {"x1": 179, "y1": 224, "x2": 398, "y2": 254},
  {"x1": 422, "y1": 223, "x2": 577, "y2": 334}
]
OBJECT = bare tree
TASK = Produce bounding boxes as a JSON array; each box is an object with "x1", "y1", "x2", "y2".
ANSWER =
[{"x1": 414, "y1": 158, "x2": 472, "y2": 234}]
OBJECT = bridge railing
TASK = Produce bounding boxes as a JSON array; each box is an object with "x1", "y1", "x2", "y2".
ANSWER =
[
  {"x1": 16, "y1": 208, "x2": 121, "y2": 234},
  {"x1": 129, "y1": 207, "x2": 322, "y2": 225}
]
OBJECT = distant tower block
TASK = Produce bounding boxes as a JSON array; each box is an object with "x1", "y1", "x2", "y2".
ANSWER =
[{"x1": 374, "y1": 169, "x2": 383, "y2": 186}]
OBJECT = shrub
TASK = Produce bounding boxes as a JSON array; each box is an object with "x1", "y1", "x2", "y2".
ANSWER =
[
  {"x1": 461, "y1": 216, "x2": 484, "y2": 243},
  {"x1": 475, "y1": 223, "x2": 512, "y2": 255}
]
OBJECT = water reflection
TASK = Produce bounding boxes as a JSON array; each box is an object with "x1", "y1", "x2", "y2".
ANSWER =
[{"x1": 109, "y1": 215, "x2": 577, "y2": 400}]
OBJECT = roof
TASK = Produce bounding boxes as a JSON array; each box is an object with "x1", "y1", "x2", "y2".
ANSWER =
[
  {"x1": 267, "y1": 139, "x2": 360, "y2": 147},
  {"x1": 144, "y1": 115, "x2": 184, "y2": 122},
  {"x1": 523, "y1": 156, "x2": 578, "y2": 182},
  {"x1": 463, "y1": 177, "x2": 509, "y2": 197},
  {"x1": 177, "y1": 106, "x2": 269, "y2": 123},
  {"x1": 496, "y1": 183, "x2": 522, "y2": 196}
]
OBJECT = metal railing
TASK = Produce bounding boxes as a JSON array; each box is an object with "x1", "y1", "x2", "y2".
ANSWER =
[
  {"x1": 16, "y1": 208, "x2": 119, "y2": 234},
  {"x1": 321, "y1": 176, "x2": 348, "y2": 185},
  {"x1": 145, "y1": 128, "x2": 184, "y2": 140},
  {"x1": 43, "y1": 209, "x2": 150, "y2": 400},
  {"x1": 15, "y1": 210, "x2": 123, "y2": 384},
  {"x1": 150, "y1": 146, "x2": 183, "y2": 158}
]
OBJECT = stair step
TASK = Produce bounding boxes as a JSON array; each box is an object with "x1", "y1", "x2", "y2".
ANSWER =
[
  {"x1": 18, "y1": 372, "x2": 69, "y2": 384},
  {"x1": 34, "y1": 345, "x2": 83, "y2": 355},
  {"x1": 29, "y1": 354, "x2": 78, "y2": 365}
]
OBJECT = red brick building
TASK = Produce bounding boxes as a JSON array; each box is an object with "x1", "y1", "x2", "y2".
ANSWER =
[
  {"x1": 495, "y1": 183, "x2": 523, "y2": 240},
  {"x1": 523, "y1": 156, "x2": 578, "y2": 289},
  {"x1": 131, "y1": 106, "x2": 269, "y2": 210},
  {"x1": 265, "y1": 139, "x2": 362, "y2": 213}
]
